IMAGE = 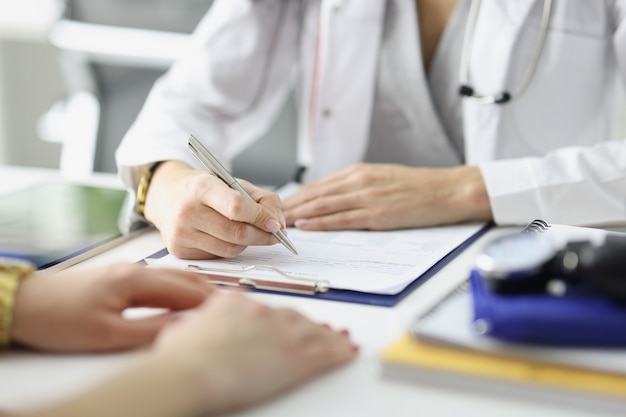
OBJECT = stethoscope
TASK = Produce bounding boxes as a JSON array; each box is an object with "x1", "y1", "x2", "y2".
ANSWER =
[
  {"x1": 458, "y1": 0, "x2": 554, "y2": 104},
  {"x1": 475, "y1": 226, "x2": 626, "y2": 304}
]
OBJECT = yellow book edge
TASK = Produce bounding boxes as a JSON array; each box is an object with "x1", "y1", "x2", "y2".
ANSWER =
[{"x1": 381, "y1": 333, "x2": 626, "y2": 399}]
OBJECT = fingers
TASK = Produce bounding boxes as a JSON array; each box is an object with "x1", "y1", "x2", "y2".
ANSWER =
[
  {"x1": 282, "y1": 169, "x2": 356, "y2": 212},
  {"x1": 93, "y1": 313, "x2": 182, "y2": 351},
  {"x1": 118, "y1": 266, "x2": 213, "y2": 310},
  {"x1": 254, "y1": 305, "x2": 357, "y2": 386},
  {"x1": 153, "y1": 290, "x2": 357, "y2": 412},
  {"x1": 285, "y1": 184, "x2": 390, "y2": 230},
  {"x1": 282, "y1": 169, "x2": 366, "y2": 228},
  {"x1": 233, "y1": 296, "x2": 359, "y2": 378},
  {"x1": 295, "y1": 325, "x2": 357, "y2": 378},
  {"x1": 294, "y1": 210, "x2": 374, "y2": 231},
  {"x1": 200, "y1": 176, "x2": 285, "y2": 234},
  {"x1": 167, "y1": 223, "x2": 251, "y2": 260},
  {"x1": 79, "y1": 266, "x2": 215, "y2": 351},
  {"x1": 284, "y1": 164, "x2": 426, "y2": 231},
  {"x1": 168, "y1": 175, "x2": 285, "y2": 258},
  {"x1": 149, "y1": 163, "x2": 287, "y2": 258},
  {"x1": 241, "y1": 179, "x2": 286, "y2": 225},
  {"x1": 214, "y1": 292, "x2": 358, "y2": 370},
  {"x1": 285, "y1": 191, "x2": 365, "y2": 229},
  {"x1": 165, "y1": 196, "x2": 276, "y2": 259},
  {"x1": 274, "y1": 307, "x2": 357, "y2": 362}
]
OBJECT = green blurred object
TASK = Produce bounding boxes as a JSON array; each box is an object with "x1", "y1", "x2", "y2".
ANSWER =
[{"x1": 0, "y1": 182, "x2": 128, "y2": 269}]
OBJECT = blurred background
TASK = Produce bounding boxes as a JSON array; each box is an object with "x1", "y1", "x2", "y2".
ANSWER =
[
  {"x1": 2, "y1": 0, "x2": 626, "y2": 187},
  {"x1": 0, "y1": 0, "x2": 297, "y2": 186},
  {"x1": 0, "y1": 0, "x2": 64, "y2": 169}
]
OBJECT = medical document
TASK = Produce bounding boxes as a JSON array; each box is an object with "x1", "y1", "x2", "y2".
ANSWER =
[{"x1": 147, "y1": 223, "x2": 485, "y2": 294}]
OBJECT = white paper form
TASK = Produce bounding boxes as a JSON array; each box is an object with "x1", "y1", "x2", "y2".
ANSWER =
[{"x1": 147, "y1": 223, "x2": 485, "y2": 294}]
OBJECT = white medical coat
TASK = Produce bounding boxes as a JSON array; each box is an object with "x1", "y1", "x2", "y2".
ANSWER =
[{"x1": 116, "y1": 0, "x2": 626, "y2": 227}]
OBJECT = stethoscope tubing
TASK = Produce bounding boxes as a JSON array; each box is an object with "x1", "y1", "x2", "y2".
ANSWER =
[{"x1": 458, "y1": 0, "x2": 554, "y2": 105}]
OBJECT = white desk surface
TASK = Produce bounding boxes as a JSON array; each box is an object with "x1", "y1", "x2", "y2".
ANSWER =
[{"x1": 0, "y1": 165, "x2": 621, "y2": 417}]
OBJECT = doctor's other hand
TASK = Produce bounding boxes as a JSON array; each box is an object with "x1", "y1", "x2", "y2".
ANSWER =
[
  {"x1": 153, "y1": 290, "x2": 358, "y2": 416},
  {"x1": 11, "y1": 263, "x2": 212, "y2": 352},
  {"x1": 144, "y1": 161, "x2": 286, "y2": 259},
  {"x1": 283, "y1": 163, "x2": 493, "y2": 230}
]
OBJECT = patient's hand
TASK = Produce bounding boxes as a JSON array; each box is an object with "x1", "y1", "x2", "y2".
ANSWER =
[
  {"x1": 11, "y1": 263, "x2": 211, "y2": 352},
  {"x1": 154, "y1": 290, "x2": 358, "y2": 415}
]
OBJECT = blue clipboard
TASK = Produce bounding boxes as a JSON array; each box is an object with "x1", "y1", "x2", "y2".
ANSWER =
[{"x1": 141, "y1": 223, "x2": 492, "y2": 307}]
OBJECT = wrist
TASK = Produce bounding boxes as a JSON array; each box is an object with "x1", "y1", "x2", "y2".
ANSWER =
[
  {"x1": 143, "y1": 349, "x2": 214, "y2": 416},
  {"x1": 0, "y1": 258, "x2": 35, "y2": 348},
  {"x1": 150, "y1": 345, "x2": 238, "y2": 416},
  {"x1": 33, "y1": 350, "x2": 209, "y2": 417},
  {"x1": 450, "y1": 165, "x2": 493, "y2": 222},
  {"x1": 136, "y1": 161, "x2": 166, "y2": 218},
  {"x1": 142, "y1": 161, "x2": 194, "y2": 228}
]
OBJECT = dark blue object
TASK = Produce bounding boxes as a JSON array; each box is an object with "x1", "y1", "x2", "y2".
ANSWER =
[{"x1": 470, "y1": 269, "x2": 626, "y2": 347}]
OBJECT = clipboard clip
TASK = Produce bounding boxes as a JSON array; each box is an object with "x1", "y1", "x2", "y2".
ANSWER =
[{"x1": 186, "y1": 264, "x2": 330, "y2": 295}]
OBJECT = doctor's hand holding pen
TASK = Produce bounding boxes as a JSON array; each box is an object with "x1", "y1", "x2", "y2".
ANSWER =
[{"x1": 142, "y1": 160, "x2": 289, "y2": 260}]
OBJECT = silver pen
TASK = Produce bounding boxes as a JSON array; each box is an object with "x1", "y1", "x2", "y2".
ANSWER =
[{"x1": 187, "y1": 134, "x2": 298, "y2": 255}]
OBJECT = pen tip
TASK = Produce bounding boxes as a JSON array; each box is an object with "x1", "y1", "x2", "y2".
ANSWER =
[{"x1": 275, "y1": 231, "x2": 298, "y2": 255}]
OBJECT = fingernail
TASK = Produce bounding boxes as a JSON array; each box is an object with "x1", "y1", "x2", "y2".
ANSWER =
[
  {"x1": 340, "y1": 329, "x2": 350, "y2": 337},
  {"x1": 265, "y1": 219, "x2": 281, "y2": 233},
  {"x1": 294, "y1": 218, "x2": 309, "y2": 228},
  {"x1": 351, "y1": 344, "x2": 360, "y2": 353},
  {"x1": 279, "y1": 212, "x2": 286, "y2": 227}
]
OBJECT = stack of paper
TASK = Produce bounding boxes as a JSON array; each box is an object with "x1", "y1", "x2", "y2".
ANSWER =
[{"x1": 381, "y1": 332, "x2": 626, "y2": 412}]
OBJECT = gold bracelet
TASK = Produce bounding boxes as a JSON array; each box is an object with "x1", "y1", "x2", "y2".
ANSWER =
[
  {"x1": 0, "y1": 258, "x2": 35, "y2": 348},
  {"x1": 136, "y1": 161, "x2": 165, "y2": 217}
]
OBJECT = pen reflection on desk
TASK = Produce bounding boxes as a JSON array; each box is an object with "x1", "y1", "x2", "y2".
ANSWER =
[{"x1": 187, "y1": 134, "x2": 298, "y2": 255}]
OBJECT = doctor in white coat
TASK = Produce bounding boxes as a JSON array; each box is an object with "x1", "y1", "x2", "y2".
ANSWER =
[{"x1": 116, "y1": 0, "x2": 626, "y2": 259}]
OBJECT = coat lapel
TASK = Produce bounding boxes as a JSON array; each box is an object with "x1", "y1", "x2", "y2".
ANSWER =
[
  {"x1": 463, "y1": 0, "x2": 541, "y2": 163},
  {"x1": 299, "y1": 0, "x2": 387, "y2": 181}
]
